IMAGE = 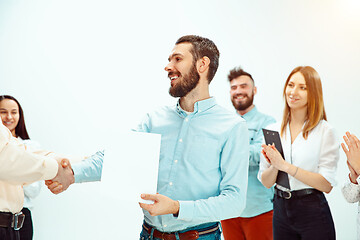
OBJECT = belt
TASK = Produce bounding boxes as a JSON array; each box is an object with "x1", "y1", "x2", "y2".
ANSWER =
[
  {"x1": 142, "y1": 222, "x2": 219, "y2": 240},
  {"x1": 0, "y1": 212, "x2": 25, "y2": 230},
  {"x1": 275, "y1": 187, "x2": 321, "y2": 200}
]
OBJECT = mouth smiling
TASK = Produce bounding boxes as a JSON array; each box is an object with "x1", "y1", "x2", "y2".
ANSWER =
[
  {"x1": 234, "y1": 94, "x2": 246, "y2": 101},
  {"x1": 288, "y1": 95, "x2": 299, "y2": 103},
  {"x1": 168, "y1": 72, "x2": 181, "y2": 86}
]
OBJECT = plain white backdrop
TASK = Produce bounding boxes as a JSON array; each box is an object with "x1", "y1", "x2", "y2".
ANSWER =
[{"x1": 1, "y1": 0, "x2": 360, "y2": 239}]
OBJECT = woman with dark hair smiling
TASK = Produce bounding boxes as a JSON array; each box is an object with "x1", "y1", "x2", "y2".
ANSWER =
[
  {"x1": 0, "y1": 95, "x2": 41, "y2": 240},
  {"x1": 258, "y1": 66, "x2": 339, "y2": 240}
]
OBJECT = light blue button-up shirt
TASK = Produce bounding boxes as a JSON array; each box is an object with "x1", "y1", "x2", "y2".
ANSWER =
[
  {"x1": 72, "y1": 150, "x2": 104, "y2": 183},
  {"x1": 239, "y1": 106, "x2": 276, "y2": 217},
  {"x1": 137, "y1": 97, "x2": 249, "y2": 232}
]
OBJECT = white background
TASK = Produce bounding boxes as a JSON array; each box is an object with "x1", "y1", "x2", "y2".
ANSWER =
[{"x1": 1, "y1": 0, "x2": 360, "y2": 239}]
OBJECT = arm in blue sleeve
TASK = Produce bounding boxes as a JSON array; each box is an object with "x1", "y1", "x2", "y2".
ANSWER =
[
  {"x1": 177, "y1": 121, "x2": 249, "y2": 222},
  {"x1": 249, "y1": 117, "x2": 276, "y2": 167},
  {"x1": 72, "y1": 150, "x2": 104, "y2": 183}
]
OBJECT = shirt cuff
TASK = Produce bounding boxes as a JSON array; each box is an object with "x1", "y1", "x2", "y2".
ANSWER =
[
  {"x1": 43, "y1": 157, "x2": 59, "y2": 180},
  {"x1": 318, "y1": 168, "x2": 337, "y2": 187},
  {"x1": 177, "y1": 201, "x2": 194, "y2": 221},
  {"x1": 72, "y1": 164, "x2": 83, "y2": 183}
]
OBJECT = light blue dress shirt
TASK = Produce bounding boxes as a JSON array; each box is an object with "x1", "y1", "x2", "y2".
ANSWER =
[
  {"x1": 239, "y1": 106, "x2": 276, "y2": 217},
  {"x1": 72, "y1": 150, "x2": 104, "y2": 183},
  {"x1": 136, "y1": 97, "x2": 249, "y2": 232}
]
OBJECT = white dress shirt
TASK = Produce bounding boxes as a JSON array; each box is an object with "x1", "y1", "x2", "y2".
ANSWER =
[
  {"x1": 0, "y1": 123, "x2": 58, "y2": 213},
  {"x1": 259, "y1": 120, "x2": 340, "y2": 191}
]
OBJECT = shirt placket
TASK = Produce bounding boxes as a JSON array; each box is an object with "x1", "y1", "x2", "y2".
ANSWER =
[{"x1": 166, "y1": 113, "x2": 193, "y2": 196}]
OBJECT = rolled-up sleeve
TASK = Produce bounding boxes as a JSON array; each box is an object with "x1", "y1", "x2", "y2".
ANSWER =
[{"x1": 318, "y1": 127, "x2": 339, "y2": 186}]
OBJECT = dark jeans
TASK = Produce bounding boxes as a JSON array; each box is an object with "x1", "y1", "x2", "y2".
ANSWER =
[
  {"x1": 0, "y1": 227, "x2": 20, "y2": 240},
  {"x1": 140, "y1": 222, "x2": 221, "y2": 240},
  {"x1": 273, "y1": 191, "x2": 335, "y2": 240},
  {"x1": 19, "y1": 208, "x2": 33, "y2": 240}
]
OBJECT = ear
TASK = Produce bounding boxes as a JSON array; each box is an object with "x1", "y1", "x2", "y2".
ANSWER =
[
  {"x1": 254, "y1": 86, "x2": 257, "y2": 95},
  {"x1": 197, "y1": 56, "x2": 210, "y2": 74}
]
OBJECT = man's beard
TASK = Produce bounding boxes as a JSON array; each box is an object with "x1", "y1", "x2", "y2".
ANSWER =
[
  {"x1": 169, "y1": 64, "x2": 200, "y2": 98},
  {"x1": 231, "y1": 92, "x2": 254, "y2": 111}
]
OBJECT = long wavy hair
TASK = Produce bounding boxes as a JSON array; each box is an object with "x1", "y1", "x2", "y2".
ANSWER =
[
  {"x1": 0, "y1": 95, "x2": 30, "y2": 140},
  {"x1": 280, "y1": 66, "x2": 327, "y2": 139}
]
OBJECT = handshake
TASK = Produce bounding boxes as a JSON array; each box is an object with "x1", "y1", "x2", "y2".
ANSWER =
[{"x1": 45, "y1": 158, "x2": 75, "y2": 194}]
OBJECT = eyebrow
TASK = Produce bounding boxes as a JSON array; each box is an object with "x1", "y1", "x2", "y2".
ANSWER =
[
  {"x1": 168, "y1": 53, "x2": 184, "y2": 62},
  {"x1": 289, "y1": 81, "x2": 306, "y2": 86},
  {"x1": 231, "y1": 83, "x2": 248, "y2": 87}
]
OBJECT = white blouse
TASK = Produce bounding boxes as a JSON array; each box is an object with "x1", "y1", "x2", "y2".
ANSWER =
[{"x1": 258, "y1": 120, "x2": 340, "y2": 191}]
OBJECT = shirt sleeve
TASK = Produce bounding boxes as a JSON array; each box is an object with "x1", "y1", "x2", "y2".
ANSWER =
[
  {"x1": 249, "y1": 116, "x2": 276, "y2": 167},
  {"x1": 72, "y1": 150, "x2": 104, "y2": 183},
  {"x1": 0, "y1": 124, "x2": 58, "y2": 184},
  {"x1": 318, "y1": 126, "x2": 340, "y2": 186},
  {"x1": 133, "y1": 113, "x2": 151, "y2": 133},
  {"x1": 177, "y1": 120, "x2": 249, "y2": 222},
  {"x1": 342, "y1": 178, "x2": 360, "y2": 203}
]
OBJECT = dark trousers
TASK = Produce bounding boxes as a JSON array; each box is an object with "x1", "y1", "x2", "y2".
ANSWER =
[
  {"x1": 273, "y1": 191, "x2": 335, "y2": 240},
  {"x1": 19, "y1": 208, "x2": 33, "y2": 240},
  {"x1": 0, "y1": 227, "x2": 20, "y2": 240}
]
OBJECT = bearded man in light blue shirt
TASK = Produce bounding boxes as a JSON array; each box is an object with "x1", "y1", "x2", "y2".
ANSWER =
[
  {"x1": 45, "y1": 35, "x2": 249, "y2": 240},
  {"x1": 137, "y1": 35, "x2": 250, "y2": 240},
  {"x1": 221, "y1": 67, "x2": 276, "y2": 240}
]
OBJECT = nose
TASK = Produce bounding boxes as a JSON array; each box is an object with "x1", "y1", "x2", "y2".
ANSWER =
[
  {"x1": 290, "y1": 86, "x2": 298, "y2": 95},
  {"x1": 235, "y1": 88, "x2": 242, "y2": 95},
  {"x1": 6, "y1": 113, "x2": 13, "y2": 120},
  {"x1": 164, "y1": 61, "x2": 173, "y2": 72}
]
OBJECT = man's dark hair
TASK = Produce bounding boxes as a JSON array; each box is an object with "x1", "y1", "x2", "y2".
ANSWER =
[
  {"x1": 227, "y1": 67, "x2": 254, "y2": 83},
  {"x1": 176, "y1": 35, "x2": 219, "y2": 83}
]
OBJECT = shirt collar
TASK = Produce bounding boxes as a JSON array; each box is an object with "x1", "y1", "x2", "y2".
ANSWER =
[
  {"x1": 239, "y1": 106, "x2": 258, "y2": 121},
  {"x1": 176, "y1": 97, "x2": 216, "y2": 117}
]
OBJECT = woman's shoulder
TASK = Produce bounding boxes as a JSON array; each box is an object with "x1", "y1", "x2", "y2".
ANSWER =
[
  {"x1": 315, "y1": 120, "x2": 336, "y2": 133},
  {"x1": 312, "y1": 120, "x2": 338, "y2": 141}
]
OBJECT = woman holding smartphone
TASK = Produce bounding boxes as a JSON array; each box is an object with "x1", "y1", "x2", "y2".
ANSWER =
[
  {"x1": 0, "y1": 95, "x2": 42, "y2": 240},
  {"x1": 259, "y1": 66, "x2": 339, "y2": 240}
]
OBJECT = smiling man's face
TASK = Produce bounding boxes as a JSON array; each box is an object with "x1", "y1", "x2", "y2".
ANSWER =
[{"x1": 164, "y1": 43, "x2": 200, "y2": 98}]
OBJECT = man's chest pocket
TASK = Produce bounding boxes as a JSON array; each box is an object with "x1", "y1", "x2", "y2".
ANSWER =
[
  {"x1": 248, "y1": 128, "x2": 258, "y2": 144},
  {"x1": 187, "y1": 136, "x2": 220, "y2": 171}
]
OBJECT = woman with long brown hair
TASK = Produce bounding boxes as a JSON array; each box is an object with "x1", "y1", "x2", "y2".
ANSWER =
[
  {"x1": 0, "y1": 95, "x2": 41, "y2": 240},
  {"x1": 259, "y1": 66, "x2": 339, "y2": 239}
]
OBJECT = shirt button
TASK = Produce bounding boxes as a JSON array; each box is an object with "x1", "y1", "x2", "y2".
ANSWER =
[
  {"x1": 179, "y1": 139, "x2": 183, "y2": 142},
  {"x1": 185, "y1": 118, "x2": 189, "y2": 122},
  {"x1": 164, "y1": 224, "x2": 167, "y2": 228},
  {"x1": 174, "y1": 160, "x2": 178, "y2": 163},
  {"x1": 169, "y1": 182, "x2": 173, "y2": 186}
]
